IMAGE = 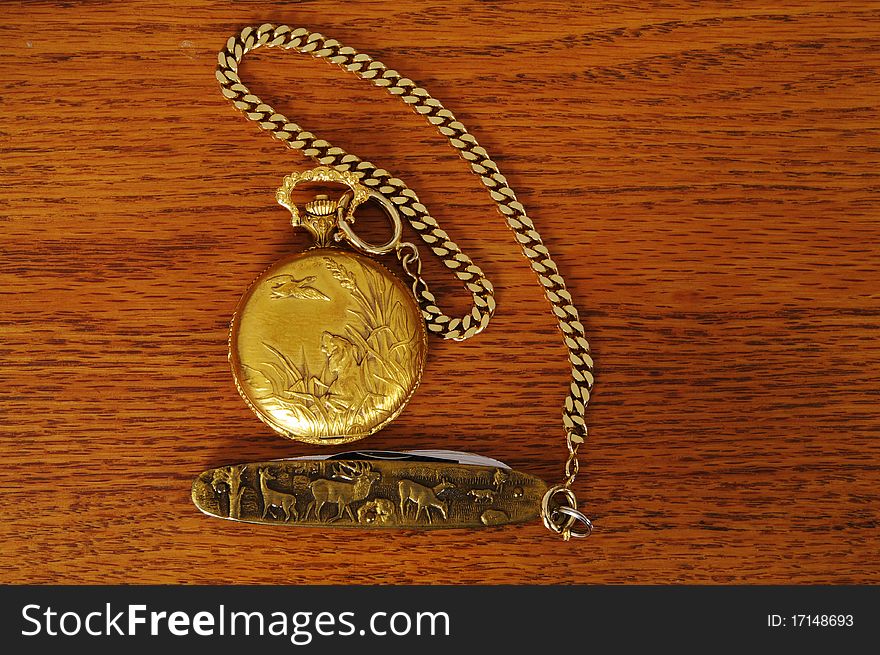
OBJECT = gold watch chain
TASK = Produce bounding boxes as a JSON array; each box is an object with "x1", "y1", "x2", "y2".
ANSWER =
[{"x1": 217, "y1": 24, "x2": 594, "y2": 539}]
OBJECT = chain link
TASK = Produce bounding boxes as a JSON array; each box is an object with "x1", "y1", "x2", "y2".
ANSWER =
[{"x1": 217, "y1": 24, "x2": 594, "y2": 538}]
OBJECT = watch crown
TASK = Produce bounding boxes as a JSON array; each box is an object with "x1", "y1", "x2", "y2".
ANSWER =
[{"x1": 305, "y1": 195, "x2": 339, "y2": 217}]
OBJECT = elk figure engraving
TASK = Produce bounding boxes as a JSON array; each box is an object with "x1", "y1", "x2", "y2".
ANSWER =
[
  {"x1": 305, "y1": 461, "x2": 381, "y2": 522},
  {"x1": 258, "y1": 468, "x2": 298, "y2": 522},
  {"x1": 398, "y1": 478, "x2": 455, "y2": 523}
]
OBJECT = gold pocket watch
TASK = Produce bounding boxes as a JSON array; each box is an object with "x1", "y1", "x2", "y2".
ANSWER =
[
  {"x1": 194, "y1": 24, "x2": 595, "y2": 540},
  {"x1": 229, "y1": 167, "x2": 427, "y2": 444}
]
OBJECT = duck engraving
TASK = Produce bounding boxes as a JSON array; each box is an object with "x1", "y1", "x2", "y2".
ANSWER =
[{"x1": 268, "y1": 275, "x2": 330, "y2": 301}]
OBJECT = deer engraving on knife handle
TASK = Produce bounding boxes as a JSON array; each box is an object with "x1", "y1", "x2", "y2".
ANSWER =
[
  {"x1": 398, "y1": 478, "x2": 455, "y2": 524},
  {"x1": 258, "y1": 467, "x2": 299, "y2": 522},
  {"x1": 305, "y1": 461, "x2": 381, "y2": 522}
]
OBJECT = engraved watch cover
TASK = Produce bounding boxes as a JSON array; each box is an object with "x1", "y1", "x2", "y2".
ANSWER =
[{"x1": 229, "y1": 249, "x2": 427, "y2": 444}]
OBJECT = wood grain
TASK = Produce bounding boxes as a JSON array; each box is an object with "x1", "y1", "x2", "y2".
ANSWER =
[{"x1": 1, "y1": 1, "x2": 878, "y2": 584}]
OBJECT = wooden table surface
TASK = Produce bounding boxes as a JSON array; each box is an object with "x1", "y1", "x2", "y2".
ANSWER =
[{"x1": 1, "y1": 1, "x2": 878, "y2": 585}]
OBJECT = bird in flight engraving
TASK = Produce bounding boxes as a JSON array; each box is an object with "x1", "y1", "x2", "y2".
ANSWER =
[{"x1": 268, "y1": 275, "x2": 331, "y2": 301}]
